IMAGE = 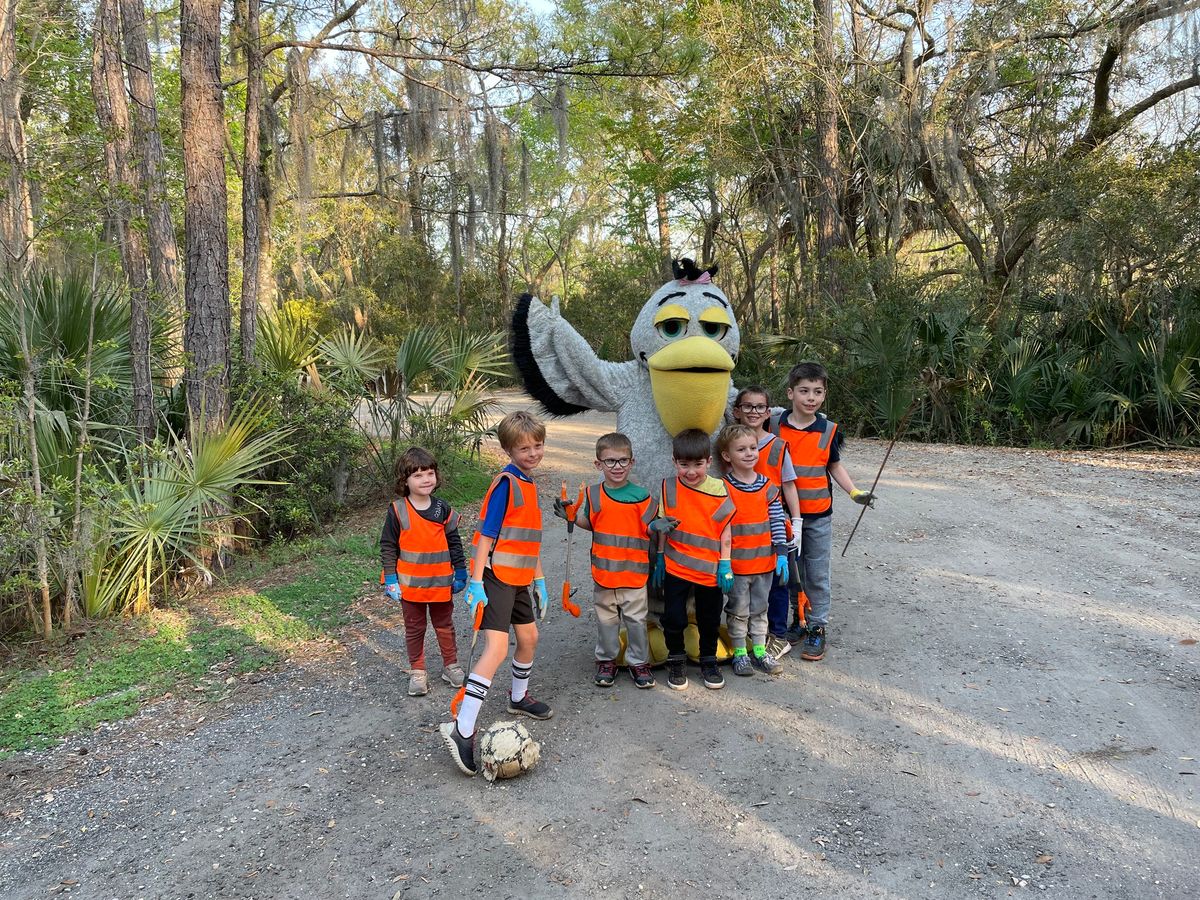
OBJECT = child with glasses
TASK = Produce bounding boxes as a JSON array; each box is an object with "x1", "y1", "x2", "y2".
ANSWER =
[
  {"x1": 732, "y1": 385, "x2": 803, "y2": 660},
  {"x1": 555, "y1": 433, "x2": 660, "y2": 689}
]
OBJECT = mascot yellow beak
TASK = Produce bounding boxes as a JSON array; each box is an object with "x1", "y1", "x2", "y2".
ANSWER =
[{"x1": 647, "y1": 336, "x2": 735, "y2": 437}]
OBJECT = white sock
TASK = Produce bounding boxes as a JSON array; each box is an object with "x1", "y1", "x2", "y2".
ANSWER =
[
  {"x1": 456, "y1": 673, "x2": 490, "y2": 738},
  {"x1": 510, "y1": 659, "x2": 532, "y2": 702}
]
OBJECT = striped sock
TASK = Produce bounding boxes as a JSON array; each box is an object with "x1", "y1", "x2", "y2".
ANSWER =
[
  {"x1": 456, "y1": 673, "x2": 490, "y2": 738},
  {"x1": 510, "y1": 659, "x2": 532, "y2": 702}
]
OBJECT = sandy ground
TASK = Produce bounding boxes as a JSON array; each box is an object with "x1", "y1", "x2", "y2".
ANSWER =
[{"x1": 2, "y1": 400, "x2": 1198, "y2": 900}]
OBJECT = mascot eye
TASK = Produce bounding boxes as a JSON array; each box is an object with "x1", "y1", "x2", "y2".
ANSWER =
[
  {"x1": 701, "y1": 321, "x2": 729, "y2": 340},
  {"x1": 656, "y1": 319, "x2": 686, "y2": 339}
]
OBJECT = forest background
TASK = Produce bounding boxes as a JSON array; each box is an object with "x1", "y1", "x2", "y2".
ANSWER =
[{"x1": 0, "y1": 0, "x2": 1198, "y2": 649}]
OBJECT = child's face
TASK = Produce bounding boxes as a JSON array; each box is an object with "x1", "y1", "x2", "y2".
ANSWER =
[
  {"x1": 406, "y1": 467, "x2": 438, "y2": 499},
  {"x1": 734, "y1": 392, "x2": 770, "y2": 430},
  {"x1": 787, "y1": 379, "x2": 827, "y2": 417},
  {"x1": 721, "y1": 435, "x2": 760, "y2": 473},
  {"x1": 595, "y1": 448, "x2": 634, "y2": 486},
  {"x1": 506, "y1": 434, "x2": 545, "y2": 474},
  {"x1": 673, "y1": 456, "x2": 710, "y2": 487}
]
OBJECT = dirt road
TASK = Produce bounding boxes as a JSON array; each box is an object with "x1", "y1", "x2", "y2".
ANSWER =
[{"x1": 2, "y1": 404, "x2": 1198, "y2": 899}]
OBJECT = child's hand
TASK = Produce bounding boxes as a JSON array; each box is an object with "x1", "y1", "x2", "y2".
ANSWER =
[
  {"x1": 383, "y1": 574, "x2": 401, "y2": 602},
  {"x1": 552, "y1": 497, "x2": 576, "y2": 523},
  {"x1": 451, "y1": 568, "x2": 468, "y2": 594},
  {"x1": 717, "y1": 559, "x2": 734, "y2": 593},
  {"x1": 465, "y1": 580, "x2": 488, "y2": 618},
  {"x1": 774, "y1": 554, "x2": 788, "y2": 578},
  {"x1": 651, "y1": 551, "x2": 665, "y2": 588},
  {"x1": 789, "y1": 517, "x2": 802, "y2": 548},
  {"x1": 532, "y1": 577, "x2": 548, "y2": 621},
  {"x1": 647, "y1": 516, "x2": 680, "y2": 536},
  {"x1": 850, "y1": 489, "x2": 876, "y2": 507}
]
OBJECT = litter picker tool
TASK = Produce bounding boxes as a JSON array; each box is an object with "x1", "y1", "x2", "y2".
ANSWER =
[
  {"x1": 450, "y1": 600, "x2": 485, "y2": 716},
  {"x1": 841, "y1": 394, "x2": 920, "y2": 558},
  {"x1": 560, "y1": 481, "x2": 584, "y2": 617}
]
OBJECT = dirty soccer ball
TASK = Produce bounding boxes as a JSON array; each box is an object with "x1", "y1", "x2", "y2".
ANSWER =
[{"x1": 477, "y1": 720, "x2": 541, "y2": 782}]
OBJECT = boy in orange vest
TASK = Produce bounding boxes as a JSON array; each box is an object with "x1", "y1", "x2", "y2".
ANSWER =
[
  {"x1": 556, "y1": 432, "x2": 661, "y2": 689},
  {"x1": 653, "y1": 428, "x2": 736, "y2": 691},
  {"x1": 771, "y1": 362, "x2": 875, "y2": 661},
  {"x1": 441, "y1": 411, "x2": 551, "y2": 776}
]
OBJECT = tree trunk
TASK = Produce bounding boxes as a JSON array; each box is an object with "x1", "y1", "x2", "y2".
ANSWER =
[
  {"x1": 119, "y1": 0, "x2": 180, "y2": 300},
  {"x1": 812, "y1": 0, "x2": 846, "y2": 301},
  {"x1": 0, "y1": 0, "x2": 34, "y2": 273},
  {"x1": 239, "y1": 0, "x2": 262, "y2": 365},
  {"x1": 181, "y1": 0, "x2": 230, "y2": 429},
  {"x1": 92, "y1": 0, "x2": 155, "y2": 442}
]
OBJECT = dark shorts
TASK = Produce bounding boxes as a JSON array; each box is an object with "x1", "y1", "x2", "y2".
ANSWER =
[{"x1": 480, "y1": 567, "x2": 536, "y2": 633}]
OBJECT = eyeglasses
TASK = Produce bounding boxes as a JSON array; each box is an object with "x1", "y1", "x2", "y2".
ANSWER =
[
  {"x1": 598, "y1": 457, "x2": 632, "y2": 469},
  {"x1": 737, "y1": 403, "x2": 768, "y2": 413}
]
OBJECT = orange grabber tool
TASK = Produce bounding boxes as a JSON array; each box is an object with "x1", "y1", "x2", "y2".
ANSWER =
[
  {"x1": 450, "y1": 600, "x2": 486, "y2": 716},
  {"x1": 560, "y1": 481, "x2": 584, "y2": 617}
]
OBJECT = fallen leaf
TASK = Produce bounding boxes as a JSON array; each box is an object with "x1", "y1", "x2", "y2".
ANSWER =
[
  {"x1": 1180, "y1": 639, "x2": 1197, "y2": 646},
  {"x1": 1036, "y1": 854, "x2": 1054, "y2": 865},
  {"x1": 966, "y1": 791, "x2": 981, "y2": 797}
]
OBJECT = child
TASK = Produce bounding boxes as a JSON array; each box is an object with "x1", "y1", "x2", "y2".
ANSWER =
[
  {"x1": 652, "y1": 428, "x2": 735, "y2": 691},
  {"x1": 441, "y1": 410, "x2": 551, "y2": 776},
  {"x1": 379, "y1": 446, "x2": 469, "y2": 697},
  {"x1": 732, "y1": 385, "x2": 803, "y2": 660},
  {"x1": 770, "y1": 362, "x2": 875, "y2": 660},
  {"x1": 557, "y1": 433, "x2": 660, "y2": 689},
  {"x1": 716, "y1": 424, "x2": 788, "y2": 676}
]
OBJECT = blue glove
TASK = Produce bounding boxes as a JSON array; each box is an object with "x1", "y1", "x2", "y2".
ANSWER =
[
  {"x1": 532, "y1": 577, "x2": 548, "y2": 621},
  {"x1": 717, "y1": 558, "x2": 734, "y2": 593},
  {"x1": 451, "y1": 568, "x2": 468, "y2": 594},
  {"x1": 466, "y1": 580, "x2": 487, "y2": 619},
  {"x1": 651, "y1": 551, "x2": 665, "y2": 588},
  {"x1": 383, "y1": 574, "x2": 401, "y2": 602},
  {"x1": 775, "y1": 554, "x2": 788, "y2": 578}
]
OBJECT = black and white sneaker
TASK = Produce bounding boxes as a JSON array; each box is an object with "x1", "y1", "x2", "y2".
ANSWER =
[
  {"x1": 700, "y1": 661, "x2": 725, "y2": 690},
  {"x1": 439, "y1": 722, "x2": 477, "y2": 776},
  {"x1": 667, "y1": 657, "x2": 688, "y2": 691},
  {"x1": 507, "y1": 694, "x2": 554, "y2": 720}
]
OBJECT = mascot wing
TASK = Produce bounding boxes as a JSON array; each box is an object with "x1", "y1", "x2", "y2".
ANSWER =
[{"x1": 511, "y1": 293, "x2": 638, "y2": 415}]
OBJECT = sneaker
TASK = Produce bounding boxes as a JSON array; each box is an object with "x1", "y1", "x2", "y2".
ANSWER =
[
  {"x1": 765, "y1": 634, "x2": 792, "y2": 659},
  {"x1": 800, "y1": 625, "x2": 826, "y2": 661},
  {"x1": 750, "y1": 652, "x2": 783, "y2": 675},
  {"x1": 507, "y1": 694, "x2": 554, "y2": 720},
  {"x1": 667, "y1": 657, "x2": 688, "y2": 691},
  {"x1": 408, "y1": 670, "x2": 429, "y2": 696},
  {"x1": 629, "y1": 664, "x2": 656, "y2": 689},
  {"x1": 700, "y1": 661, "x2": 725, "y2": 690},
  {"x1": 731, "y1": 653, "x2": 754, "y2": 677},
  {"x1": 439, "y1": 721, "x2": 477, "y2": 776},
  {"x1": 594, "y1": 660, "x2": 617, "y2": 687},
  {"x1": 441, "y1": 664, "x2": 465, "y2": 688},
  {"x1": 784, "y1": 623, "x2": 807, "y2": 645}
]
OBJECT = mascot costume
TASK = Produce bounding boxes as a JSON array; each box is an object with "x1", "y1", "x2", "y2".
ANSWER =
[{"x1": 511, "y1": 258, "x2": 741, "y2": 664}]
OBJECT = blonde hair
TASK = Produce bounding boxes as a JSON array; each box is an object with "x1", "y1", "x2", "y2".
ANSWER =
[
  {"x1": 715, "y1": 424, "x2": 757, "y2": 469},
  {"x1": 496, "y1": 410, "x2": 546, "y2": 452}
]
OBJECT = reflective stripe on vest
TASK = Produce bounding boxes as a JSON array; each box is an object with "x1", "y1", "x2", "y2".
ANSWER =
[
  {"x1": 389, "y1": 498, "x2": 454, "y2": 603},
  {"x1": 472, "y1": 473, "x2": 542, "y2": 585},
  {"x1": 725, "y1": 479, "x2": 777, "y2": 575},
  {"x1": 660, "y1": 477, "x2": 735, "y2": 587},
  {"x1": 753, "y1": 435, "x2": 787, "y2": 489},
  {"x1": 585, "y1": 483, "x2": 657, "y2": 590},
  {"x1": 774, "y1": 417, "x2": 837, "y2": 515}
]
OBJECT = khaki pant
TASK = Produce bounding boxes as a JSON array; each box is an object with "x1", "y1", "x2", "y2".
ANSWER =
[
  {"x1": 726, "y1": 571, "x2": 771, "y2": 649},
  {"x1": 594, "y1": 585, "x2": 649, "y2": 666}
]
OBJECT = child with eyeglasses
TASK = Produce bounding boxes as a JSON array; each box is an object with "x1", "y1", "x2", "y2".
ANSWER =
[{"x1": 554, "y1": 432, "x2": 661, "y2": 689}]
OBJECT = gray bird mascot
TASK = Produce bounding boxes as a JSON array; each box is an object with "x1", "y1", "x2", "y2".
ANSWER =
[{"x1": 510, "y1": 258, "x2": 739, "y2": 493}]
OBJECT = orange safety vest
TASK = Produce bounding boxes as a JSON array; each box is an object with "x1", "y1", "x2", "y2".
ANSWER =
[
  {"x1": 382, "y1": 499, "x2": 458, "y2": 603},
  {"x1": 577, "y1": 483, "x2": 658, "y2": 590},
  {"x1": 660, "y1": 477, "x2": 735, "y2": 588},
  {"x1": 725, "y1": 478, "x2": 780, "y2": 576},
  {"x1": 773, "y1": 414, "x2": 838, "y2": 515},
  {"x1": 472, "y1": 472, "x2": 542, "y2": 586},
  {"x1": 753, "y1": 434, "x2": 787, "y2": 489}
]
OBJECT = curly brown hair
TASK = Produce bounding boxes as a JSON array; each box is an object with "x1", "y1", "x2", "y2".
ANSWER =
[{"x1": 394, "y1": 446, "x2": 441, "y2": 497}]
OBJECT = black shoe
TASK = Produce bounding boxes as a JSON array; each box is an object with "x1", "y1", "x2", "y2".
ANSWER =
[
  {"x1": 784, "y1": 622, "x2": 807, "y2": 645},
  {"x1": 800, "y1": 625, "x2": 826, "y2": 661},
  {"x1": 594, "y1": 660, "x2": 617, "y2": 687},
  {"x1": 700, "y1": 661, "x2": 725, "y2": 690},
  {"x1": 667, "y1": 657, "x2": 688, "y2": 691},
  {"x1": 507, "y1": 694, "x2": 554, "y2": 720},
  {"x1": 629, "y1": 663, "x2": 656, "y2": 689},
  {"x1": 439, "y1": 722, "x2": 477, "y2": 776}
]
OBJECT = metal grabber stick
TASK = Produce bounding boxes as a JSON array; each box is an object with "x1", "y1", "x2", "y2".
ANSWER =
[
  {"x1": 560, "y1": 481, "x2": 583, "y2": 617},
  {"x1": 841, "y1": 394, "x2": 920, "y2": 558},
  {"x1": 450, "y1": 601, "x2": 485, "y2": 716}
]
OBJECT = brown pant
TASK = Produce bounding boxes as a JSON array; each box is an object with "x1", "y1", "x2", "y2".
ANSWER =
[{"x1": 401, "y1": 599, "x2": 458, "y2": 670}]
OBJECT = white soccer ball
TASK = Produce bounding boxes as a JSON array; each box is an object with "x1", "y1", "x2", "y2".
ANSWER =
[{"x1": 477, "y1": 719, "x2": 541, "y2": 782}]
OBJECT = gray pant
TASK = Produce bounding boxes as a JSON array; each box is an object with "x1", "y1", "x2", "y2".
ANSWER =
[
  {"x1": 800, "y1": 514, "x2": 832, "y2": 626},
  {"x1": 725, "y1": 571, "x2": 771, "y2": 649},
  {"x1": 595, "y1": 585, "x2": 649, "y2": 666}
]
